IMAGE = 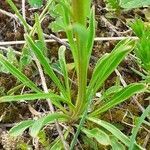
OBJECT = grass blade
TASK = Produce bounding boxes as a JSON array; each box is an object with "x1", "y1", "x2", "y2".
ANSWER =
[
  {"x1": 70, "y1": 93, "x2": 93, "y2": 150},
  {"x1": 129, "y1": 105, "x2": 150, "y2": 150}
]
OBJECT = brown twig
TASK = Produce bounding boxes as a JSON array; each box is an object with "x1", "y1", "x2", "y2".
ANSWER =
[{"x1": 0, "y1": 8, "x2": 18, "y2": 21}]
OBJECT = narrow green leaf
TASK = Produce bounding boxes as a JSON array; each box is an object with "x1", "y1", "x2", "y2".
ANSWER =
[
  {"x1": 81, "y1": 127, "x2": 111, "y2": 146},
  {"x1": 102, "y1": 85, "x2": 123, "y2": 100},
  {"x1": 6, "y1": 0, "x2": 30, "y2": 31},
  {"x1": 50, "y1": 139, "x2": 62, "y2": 150},
  {"x1": 87, "y1": 117, "x2": 130, "y2": 146},
  {"x1": 25, "y1": 35, "x2": 66, "y2": 96},
  {"x1": 7, "y1": 84, "x2": 24, "y2": 95},
  {"x1": 0, "y1": 93, "x2": 61, "y2": 102},
  {"x1": 9, "y1": 120, "x2": 34, "y2": 137},
  {"x1": 110, "y1": 136, "x2": 126, "y2": 150},
  {"x1": 58, "y1": 46, "x2": 71, "y2": 100},
  {"x1": 30, "y1": 113, "x2": 68, "y2": 137},
  {"x1": 0, "y1": 93, "x2": 75, "y2": 110},
  {"x1": 35, "y1": 13, "x2": 47, "y2": 55},
  {"x1": 87, "y1": 39, "x2": 135, "y2": 97},
  {"x1": 0, "y1": 54, "x2": 41, "y2": 93},
  {"x1": 87, "y1": 7, "x2": 95, "y2": 59},
  {"x1": 70, "y1": 93, "x2": 93, "y2": 150},
  {"x1": 50, "y1": 131, "x2": 69, "y2": 150},
  {"x1": 142, "y1": 120, "x2": 150, "y2": 127},
  {"x1": 59, "y1": 1, "x2": 71, "y2": 26},
  {"x1": 91, "y1": 83, "x2": 146, "y2": 116},
  {"x1": 87, "y1": 117, "x2": 143, "y2": 149},
  {"x1": 129, "y1": 105, "x2": 150, "y2": 150}
]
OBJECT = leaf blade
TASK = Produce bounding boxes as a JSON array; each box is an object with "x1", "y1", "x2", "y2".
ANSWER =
[
  {"x1": 87, "y1": 117, "x2": 143, "y2": 149},
  {"x1": 9, "y1": 120, "x2": 34, "y2": 137},
  {"x1": 81, "y1": 127, "x2": 111, "y2": 146},
  {"x1": 30, "y1": 113, "x2": 68, "y2": 137},
  {"x1": 25, "y1": 35, "x2": 66, "y2": 96},
  {"x1": 87, "y1": 39, "x2": 135, "y2": 97},
  {"x1": 0, "y1": 93, "x2": 75, "y2": 110},
  {"x1": 129, "y1": 105, "x2": 150, "y2": 150},
  {"x1": 0, "y1": 54, "x2": 41, "y2": 93},
  {"x1": 91, "y1": 83, "x2": 146, "y2": 116}
]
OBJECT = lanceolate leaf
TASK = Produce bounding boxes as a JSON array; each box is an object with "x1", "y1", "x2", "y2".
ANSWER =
[
  {"x1": 0, "y1": 93, "x2": 62, "y2": 102},
  {"x1": 30, "y1": 113, "x2": 69, "y2": 137},
  {"x1": 91, "y1": 83, "x2": 146, "y2": 116},
  {"x1": 0, "y1": 54, "x2": 41, "y2": 93},
  {"x1": 87, "y1": 53, "x2": 109, "y2": 97},
  {"x1": 130, "y1": 19, "x2": 145, "y2": 38},
  {"x1": 87, "y1": 7, "x2": 95, "y2": 60},
  {"x1": 25, "y1": 35, "x2": 66, "y2": 97},
  {"x1": 73, "y1": 24, "x2": 88, "y2": 62},
  {"x1": 87, "y1": 39, "x2": 135, "y2": 97},
  {"x1": 0, "y1": 93, "x2": 75, "y2": 110},
  {"x1": 87, "y1": 117, "x2": 143, "y2": 149},
  {"x1": 9, "y1": 120, "x2": 34, "y2": 137},
  {"x1": 35, "y1": 13, "x2": 47, "y2": 55},
  {"x1": 58, "y1": 46, "x2": 71, "y2": 100},
  {"x1": 110, "y1": 136, "x2": 125, "y2": 150},
  {"x1": 81, "y1": 127, "x2": 111, "y2": 146}
]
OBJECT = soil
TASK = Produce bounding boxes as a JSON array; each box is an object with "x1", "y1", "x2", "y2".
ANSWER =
[{"x1": 0, "y1": 0, "x2": 150, "y2": 149}]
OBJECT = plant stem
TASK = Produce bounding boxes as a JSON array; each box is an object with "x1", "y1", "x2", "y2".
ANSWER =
[
  {"x1": 71, "y1": 0, "x2": 89, "y2": 118},
  {"x1": 72, "y1": 0, "x2": 86, "y2": 25}
]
